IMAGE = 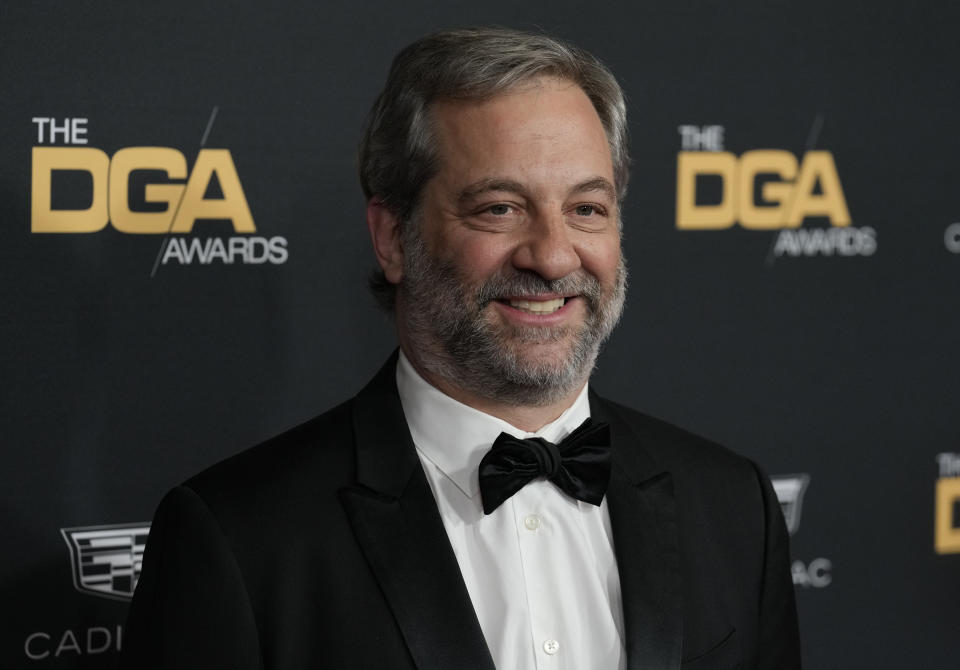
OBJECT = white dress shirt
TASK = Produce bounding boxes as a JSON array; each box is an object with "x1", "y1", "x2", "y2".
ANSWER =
[{"x1": 396, "y1": 351, "x2": 626, "y2": 670}]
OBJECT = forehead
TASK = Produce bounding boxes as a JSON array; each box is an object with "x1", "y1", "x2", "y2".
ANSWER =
[{"x1": 427, "y1": 77, "x2": 614, "y2": 191}]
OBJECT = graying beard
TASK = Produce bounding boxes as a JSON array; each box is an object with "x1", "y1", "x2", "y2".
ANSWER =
[{"x1": 400, "y1": 233, "x2": 626, "y2": 407}]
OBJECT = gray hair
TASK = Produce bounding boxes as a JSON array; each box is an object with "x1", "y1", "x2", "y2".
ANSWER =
[{"x1": 359, "y1": 26, "x2": 630, "y2": 311}]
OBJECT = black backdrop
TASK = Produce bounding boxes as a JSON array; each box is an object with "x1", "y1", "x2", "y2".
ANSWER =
[{"x1": 2, "y1": 1, "x2": 958, "y2": 667}]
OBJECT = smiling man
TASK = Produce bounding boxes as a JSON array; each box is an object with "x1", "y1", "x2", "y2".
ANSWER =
[
  {"x1": 371, "y1": 74, "x2": 626, "y2": 426},
  {"x1": 122, "y1": 28, "x2": 800, "y2": 670}
]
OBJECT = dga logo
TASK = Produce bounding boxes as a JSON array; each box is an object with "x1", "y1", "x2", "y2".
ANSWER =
[
  {"x1": 30, "y1": 115, "x2": 288, "y2": 269},
  {"x1": 675, "y1": 124, "x2": 876, "y2": 260},
  {"x1": 61, "y1": 523, "x2": 150, "y2": 600},
  {"x1": 771, "y1": 473, "x2": 832, "y2": 589},
  {"x1": 935, "y1": 452, "x2": 960, "y2": 554}
]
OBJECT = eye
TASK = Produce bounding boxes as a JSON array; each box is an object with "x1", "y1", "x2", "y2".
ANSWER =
[
  {"x1": 574, "y1": 204, "x2": 604, "y2": 216},
  {"x1": 487, "y1": 203, "x2": 512, "y2": 216}
]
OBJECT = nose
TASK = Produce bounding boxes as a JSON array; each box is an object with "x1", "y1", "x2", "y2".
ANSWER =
[{"x1": 510, "y1": 211, "x2": 581, "y2": 281}]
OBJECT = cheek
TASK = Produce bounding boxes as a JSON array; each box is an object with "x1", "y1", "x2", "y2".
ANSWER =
[
  {"x1": 442, "y1": 235, "x2": 515, "y2": 279},
  {"x1": 580, "y1": 236, "x2": 622, "y2": 285}
]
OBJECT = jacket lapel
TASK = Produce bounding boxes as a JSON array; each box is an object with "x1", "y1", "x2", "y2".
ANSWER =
[
  {"x1": 592, "y1": 392, "x2": 684, "y2": 670},
  {"x1": 339, "y1": 354, "x2": 495, "y2": 670}
]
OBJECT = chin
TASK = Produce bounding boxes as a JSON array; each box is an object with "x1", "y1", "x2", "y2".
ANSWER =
[
  {"x1": 507, "y1": 340, "x2": 578, "y2": 370},
  {"x1": 494, "y1": 340, "x2": 596, "y2": 395}
]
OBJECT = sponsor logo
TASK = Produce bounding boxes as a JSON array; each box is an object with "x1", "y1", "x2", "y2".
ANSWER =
[
  {"x1": 771, "y1": 473, "x2": 810, "y2": 536},
  {"x1": 945, "y1": 223, "x2": 960, "y2": 253},
  {"x1": 61, "y1": 523, "x2": 149, "y2": 601},
  {"x1": 935, "y1": 453, "x2": 960, "y2": 554},
  {"x1": 29, "y1": 114, "x2": 288, "y2": 271},
  {"x1": 24, "y1": 626, "x2": 123, "y2": 661},
  {"x1": 771, "y1": 473, "x2": 832, "y2": 588},
  {"x1": 675, "y1": 123, "x2": 876, "y2": 261}
]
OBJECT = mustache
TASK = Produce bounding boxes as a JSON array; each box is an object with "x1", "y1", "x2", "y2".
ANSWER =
[{"x1": 475, "y1": 270, "x2": 603, "y2": 305}]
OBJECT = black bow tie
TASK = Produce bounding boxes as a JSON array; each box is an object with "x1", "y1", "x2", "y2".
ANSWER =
[{"x1": 477, "y1": 418, "x2": 612, "y2": 515}]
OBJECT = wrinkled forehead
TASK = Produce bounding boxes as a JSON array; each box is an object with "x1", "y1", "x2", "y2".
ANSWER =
[{"x1": 426, "y1": 78, "x2": 614, "y2": 195}]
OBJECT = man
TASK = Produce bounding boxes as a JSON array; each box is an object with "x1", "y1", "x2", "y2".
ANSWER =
[{"x1": 121, "y1": 27, "x2": 800, "y2": 669}]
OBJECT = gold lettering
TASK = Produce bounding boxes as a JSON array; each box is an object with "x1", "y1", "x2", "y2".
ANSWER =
[
  {"x1": 738, "y1": 150, "x2": 798, "y2": 229},
  {"x1": 935, "y1": 477, "x2": 960, "y2": 554},
  {"x1": 171, "y1": 149, "x2": 255, "y2": 233},
  {"x1": 786, "y1": 151, "x2": 851, "y2": 227},
  {"x1": 109, "y1": 147, "x2": 187, "y2": 234},
  {"x1": 31, "y1": 147, "x2": 109, "y2": 232},
  {"x1": 675, "y1": 151, "x2": 737, "y2": 230}
]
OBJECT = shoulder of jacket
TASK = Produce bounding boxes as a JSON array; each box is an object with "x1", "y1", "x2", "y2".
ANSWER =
[
  {"x1": 598, "y1": 395, "x2": 758, "y2": 478},
  {"x1": 183, "y1": 397, "x2": 357, "y2": 504}
]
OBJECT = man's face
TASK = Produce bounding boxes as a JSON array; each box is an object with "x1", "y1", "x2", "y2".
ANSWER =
[{"x1": 397, "y1": 76, "x2": 626, "y2": 406}]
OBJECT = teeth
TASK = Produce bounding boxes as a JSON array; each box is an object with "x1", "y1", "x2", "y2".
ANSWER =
[{"x1": 508, "y1": 297, "x2": 565, "y2": 314}]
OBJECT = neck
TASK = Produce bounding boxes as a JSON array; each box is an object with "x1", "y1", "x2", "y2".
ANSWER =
[{"x1": 399, "y1": 344, "x2": 587, "y2": 432}]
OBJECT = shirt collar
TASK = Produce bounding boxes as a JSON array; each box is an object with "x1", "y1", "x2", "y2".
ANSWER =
[{"x1": 395, "y1": 349, "x2": 591, "y2": 499}]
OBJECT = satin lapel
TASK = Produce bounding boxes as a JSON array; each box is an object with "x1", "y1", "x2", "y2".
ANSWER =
[
  {"x1": 339, "y1": 354, "x2": 495, "y2": 670},
  {"x1": 592, "y1": 392, "x2": 683, "y2": 670}
]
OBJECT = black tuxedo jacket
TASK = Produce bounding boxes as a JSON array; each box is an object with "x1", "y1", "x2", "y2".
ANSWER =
[{"x1": 121, "y1": 355, "x2": 800, "y2": 669}]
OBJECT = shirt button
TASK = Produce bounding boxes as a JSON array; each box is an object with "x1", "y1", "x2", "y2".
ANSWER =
[
  {"x1": 543, "y1": 639, "x2": 560, "y2": 655},
  {"x1": 524, "y1": 514, "x2": 541, "y2": 531}
]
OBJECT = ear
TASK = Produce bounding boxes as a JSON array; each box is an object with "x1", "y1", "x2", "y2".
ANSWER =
[{"x1": 367, "y1": 199, "x2": 405, "y2": 284}]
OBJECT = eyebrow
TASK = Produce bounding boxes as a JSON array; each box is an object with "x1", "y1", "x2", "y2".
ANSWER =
[
  {"x1": 457, "y1": 179, "x2": 527, "y2": 205},
  {"x1": 570, "y1": 177, "x2": 617, "y2": 202},
  {"x1": 456, "y1": 176, "x2": 617, "y2": 205}
]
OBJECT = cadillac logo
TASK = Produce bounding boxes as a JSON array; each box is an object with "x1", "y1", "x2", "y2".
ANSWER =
[
  {"x1": 61, "y1": 523, "x2": 150, "y2": 601},
  {"x1": 771, "y1": 474, "x2": 810, "y2": 536}
]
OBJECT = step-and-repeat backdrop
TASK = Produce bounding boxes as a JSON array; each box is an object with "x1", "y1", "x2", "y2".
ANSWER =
[{"x1": 2, "y1": 1, "x2": 957, "y2": 668}]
